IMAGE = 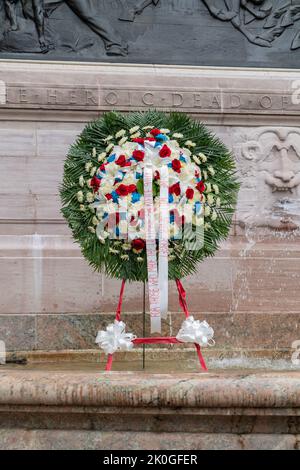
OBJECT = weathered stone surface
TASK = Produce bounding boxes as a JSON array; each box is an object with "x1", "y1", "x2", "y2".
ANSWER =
[
  {"x1": 1, "y1": 369, "x2": 300, "y2": 408},
  {"x1": 0, "y1": 429, "x2": 298, "y2": 450},
  {"x1": 0, "y1": 315, "x2": 35, "y2": 351},
  {"x1": 0, "y1": 369, "x2": 299, "y2": 449}
]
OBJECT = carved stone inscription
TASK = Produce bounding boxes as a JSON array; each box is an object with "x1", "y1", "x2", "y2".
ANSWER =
[
  {"x1": 4, "y1": 85, "x2": 300, "y2": 113},
  {"x1": 0, "y1": 1, "x2": 300, "y2": 67}
]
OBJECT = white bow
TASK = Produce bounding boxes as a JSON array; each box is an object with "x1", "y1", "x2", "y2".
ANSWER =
[
  {"x1": 176, "y1": 316, "x2": 215, "y2": 347},
  {"x1": 95, "y1": 320, "x2": 136, "y2": 355}
]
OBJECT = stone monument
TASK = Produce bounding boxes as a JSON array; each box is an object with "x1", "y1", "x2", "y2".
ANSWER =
[
  {"x1": 0, "y1": 0, "x2": 299, "y2": 369},
  {"x1": 1, "y1": 0, "x2": 300, "y2": 452}
]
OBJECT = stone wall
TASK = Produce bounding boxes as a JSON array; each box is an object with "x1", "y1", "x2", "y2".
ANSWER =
[{"x1": 0, "y1": 61, "x2": 300, "y2": 358}]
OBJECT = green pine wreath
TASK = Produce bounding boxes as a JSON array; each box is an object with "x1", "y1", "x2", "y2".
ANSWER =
[{"x1": 60, "y1": 111, "x2": 239, "y2": 282}]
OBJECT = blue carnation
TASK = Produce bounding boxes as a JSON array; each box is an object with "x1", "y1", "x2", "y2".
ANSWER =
[
  {"x1": 107, "y1": 153, "x2": 116, "y2": 163},
  {"x1": 179, "y1": 155, "x2": 186, "y2": 163},
  {"x1": 156, "y1": 134, "x2": 168, "y2": 141},
  {"x1": 135, "y1": 172, "x2": 143, "y2": 179},
  {"x1": 170, "y1": 212, "x2": 175, "y2": 224},
  {"x1": 169, "y1": 194, "x2": 174, "y2": 203},
  {"x1": 131, "y1": 192, "x2": 141, "y2": 203},
  {"x1": 111, "y1": 191, "x2": 119, "y2": 203}
]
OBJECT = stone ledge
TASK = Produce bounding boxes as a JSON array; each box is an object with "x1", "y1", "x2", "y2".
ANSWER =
[
  {"x1": 0, "y1": 370, "x2": 300, "y2": 409},
  {"x1": 1, "y1": 369, "x2": 300, "y2": 449}
]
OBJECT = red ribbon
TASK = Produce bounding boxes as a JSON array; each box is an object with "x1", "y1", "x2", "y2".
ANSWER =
[
  {"x1": 104, "y1": 278, "x2": 208, "y2": 372},
  {"x1": 175, "y1": 279, "x2": 189, "y2": 319}
]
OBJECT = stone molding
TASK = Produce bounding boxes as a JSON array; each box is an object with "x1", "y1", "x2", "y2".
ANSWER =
[
  {"x1": 0, "y1": 62, "x2": 300, "y2": 122},
  {"x1": 0, "y1": 370, "x2": 300, "y2": 409}
]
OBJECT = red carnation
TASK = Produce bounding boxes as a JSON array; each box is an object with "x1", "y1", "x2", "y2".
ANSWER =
[
  {"x1": 115, "y1": 154, "x2": 128, "y2": 167},
  {"x1": 159, "y1": 144, "x2": 171, "y2": 158},
  {"x1": 127, "y1": 184, "x2": 137, "y2": 194},
  {"x1": 116, "y1": 184, "x2": 129, "y2": 197},
  {"x1": 196, "y1": 181, "x2": 206, "y2": 193},
  {"x1": 90, "y1": 176, "x2": 101, "y2": 192},
  {"x1": 171, "y1": 159, "x2": 181, "y2": 173},
  {"x1": 99, "y1": 163, "x2": 106, "y2": 171},
  {"x1": 132, "y1": 138, "x2": 145, "y2": 145},
  {"x1": 145, "y1": 137, "x2": 156, "y2": 142},
  {"x1": 154, "y1": 170, "x2": 160, "y2": 180},
  {"x1": 169, "y1": 182, "x2": 181, "y2": 196},
  {"x1": 132, "y1": 149, "x2": 145, "y2": 162},
  {"x1": 105, "y1": 193, "x2": 113, "y2": 200},
  {"x1": 186, "y1": 188, "x2": 194, "y2": 200},
  {"x1": 150, "y1": 128, "x2": 161, "y2": 137},
  {"x1": 132, "y1": 238, "x2": 146, "y2": 252}
]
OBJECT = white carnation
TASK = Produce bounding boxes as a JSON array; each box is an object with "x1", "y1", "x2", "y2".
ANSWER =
[
  {"x1": 98, "y1": 152, "x2": 106, "y2": 162},
  {"x1": 173, "y1": 133, "x2": 183, "y2": 139},
  {"x1": 204, "y1": 206, "x2": 211, "y2": 217},
  {"x1": 106, "y1": 143, "x2": 114, "y2": 153},
  {"x1": 85, "y1": 162, "x2": 92, "y2": 172},
  {"x1": 118, "y1": 136, "x2": 128, "y2": 145},
  {"x1": 79, "y1": 175, "x2": 85, "y2": 187},
  {"x1": 92, "y1": 216, "x2": 99, "y2": 226},
  {"x1": 185, "y1": 140, "x2": 196, "y2": 148},
  {"x1": 115, "y1": 129, "x2": 126, "y2": 138},
  {"x1": 122, "y1": 243, "x2": 131, "y2": 251},
  {"x1": 206, "y1": 183, "x2": 212, "y2": 193},
  {"x1": 213, "y1": 184, "x2": 219, "y2": 195},
  {"x1": 207, "y1": 194, "x2": 214, "y2": 205},
  {"x1": 211, "y1": 210, "x2": 217, "y2": 221},
  {"x1": 86, "y1": 192, "x2": 95, "y2": 203},
  {"x1": 130, "y1": 132, "x2": 141, "y2": 139},
  {"x1": 77, "y1": 191, "x2": 84, "y2": 203},
  {"x1": 129, "y1": 126, "x2": 140, "y2": 134},
  {"x1": 199, "y1": 153, "x2": 207, "y2": 163}
]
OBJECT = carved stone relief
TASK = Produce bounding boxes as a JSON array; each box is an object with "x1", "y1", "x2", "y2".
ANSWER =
[
  {"x1": 0, "y1": 1, "x2": 299, "y2": 66},
  {"x1": 203, "y1": 0, "x2": 300, "y2": 50},
  {"x1": 238, "y1": 128, "x2": 300, "y2": 230}
]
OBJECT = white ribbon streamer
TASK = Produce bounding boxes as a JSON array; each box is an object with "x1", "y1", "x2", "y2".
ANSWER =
[
  {"x1": 144, "y1": 162, "x2": 161, "y2": 333},
  {"x1": 176, "y1": 316, "x2": 215, "y2": 347},
  {"x1": 95, "y1": 320, "x2": 136, "y2": 355},
  {"x1": 159, "y1": 165, "x2": 169, "y2": 319}
]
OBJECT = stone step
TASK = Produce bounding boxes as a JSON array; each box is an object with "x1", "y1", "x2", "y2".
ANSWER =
[{"x1": 0, "y1": 368, "x2": 299, "y2": 450}]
